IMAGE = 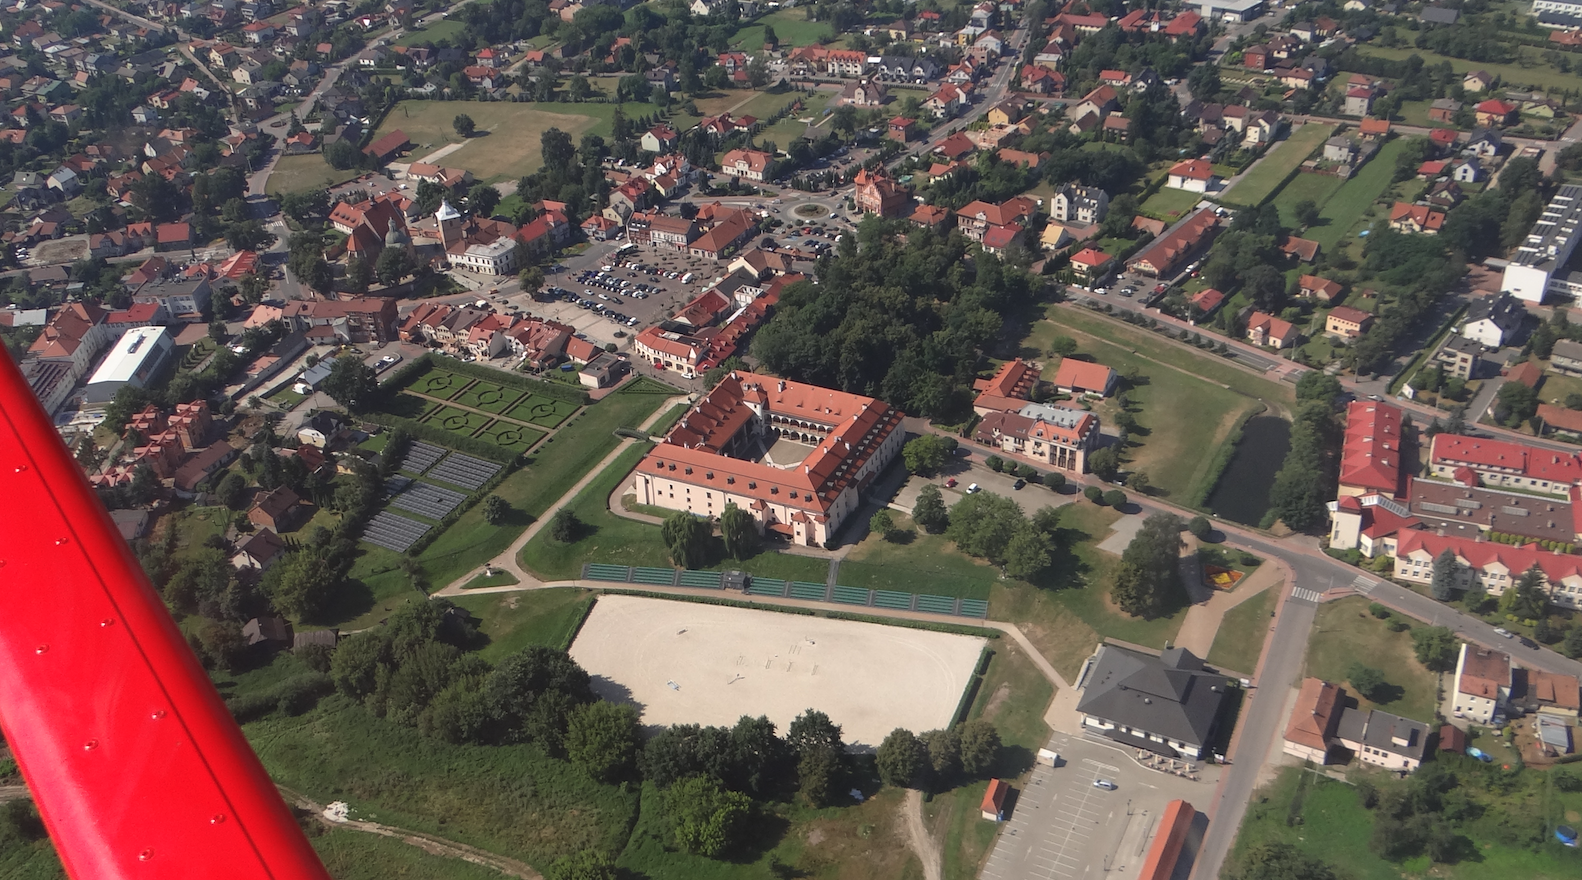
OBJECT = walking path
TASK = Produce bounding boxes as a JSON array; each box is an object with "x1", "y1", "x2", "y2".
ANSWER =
[
  {"x1": 1173, "y1": 563, "x2": 1284, "y2": 659},
  {"x1": 903, "y1": 789, "x2": 943, "y2": 880}
]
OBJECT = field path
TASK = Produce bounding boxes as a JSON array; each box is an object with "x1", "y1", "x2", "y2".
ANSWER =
[
  {"x1": 903, "y1": 789, "x2": 942, "y2": 880},
  {"x1": 432, "y1": 394, "x2": 692, "y2": 595},
  {"x1": 416, "y1": 139, "x2": 470, "y2": 165}
]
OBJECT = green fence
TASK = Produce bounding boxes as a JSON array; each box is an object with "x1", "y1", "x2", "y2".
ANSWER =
[
  {"x1": 746, "y1": 577, "x2": 787, "y2": 597},
  {"x1": 789, "y1": 581, "x2": 829, "y2": 601},
  {"x1": 832, "y1": 585, "x2": 871, "y2": 606},
  {"x1": 678, "y1": 570, "x2": 724, "y2": 589}
]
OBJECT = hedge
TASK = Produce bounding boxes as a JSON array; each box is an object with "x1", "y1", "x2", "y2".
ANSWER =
[
  {"x1": 383, "y1": 353, "x2": 591, "y2": 406},
  {"x1": 1187, "y1": 403, "x2": 1264, "y2": 510},
  {"x1": 357, "y1": 410, "x2": 521, "y2": 465}
]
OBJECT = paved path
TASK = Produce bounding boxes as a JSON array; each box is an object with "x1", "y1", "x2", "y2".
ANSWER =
[
  {"x1": 432, "y1": 394, "x2": 690, "y2": 594},
  {"x1": 1173, "y1": 563, "x2": 1284, "y2": 660}
]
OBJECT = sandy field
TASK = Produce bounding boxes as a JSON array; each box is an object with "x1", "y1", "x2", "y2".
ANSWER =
[{"x1": 569, "y1": 595, "x2": 986, "y2": 749}]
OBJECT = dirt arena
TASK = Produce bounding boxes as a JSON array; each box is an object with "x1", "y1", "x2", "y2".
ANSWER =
[{"x1": 569, "y1": 595, "x2": 987, "y2": 749}]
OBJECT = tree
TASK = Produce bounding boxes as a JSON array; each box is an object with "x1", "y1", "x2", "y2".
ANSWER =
[
  {"x1": 1227, "y1": 842, "x2": 1338, "y2": 880},
  {"x1": 902, "y1": 434, "x2": 954, "y2": 475},
  {"x1": 1125, "y1": 471, "x2": 1150, "y2": 493},
  {"x1": 1004, "y1": 523, "x2": 1053, "y2": 581},
  {"x1": 719, "y1": 502, "x2": 758, "y2": 560},
  {"x1": 957, "y1": 720, "x2": 1001, "y2": 776},
  {"x1": 321, "y1": 356, "x2": 378, "y2": 410},
  {"x1": 453, "y1": 113, "x2": 476, "y2": 137},
  {"x1": 1410, "y1": 626, "x2": 1460, "y2": 672},
  {"x1": 1293, "y1": 199, "x2": 1320, "y2": 228},
  {"x1": 1507, "y1": 564, "x2": 1549, "y2": 620},
  {"x1": 947, "y1": 492, "x2": 1025, "y2": 564},
  {"x1": 565, "y1": 701, "x2": 640, "y2": 782},
  {"x1": 921, "y1": 726, "x2": 961, "y2": 784},
  {"x1": 1085, "y1": 485, "x2": 1104, "y2": 503},
  {"x1": 1089, "y1": 446, "x2": 1120, "y2": 481},
  {"x1": 519, "y1": 266, "x2": 546, "y2": 299},
  {"x1": 788, "y1": 708, "x2": 843, "y2": 756},
  {"x1": 1346, "y1": 663, "x2": 1388, "y2": 701},
  {"x1": 1187, "y1": 63, "x2": 1221, "y2": 100},
  {"x1": 262, "y1": 550, "x2": 341, "y2": 622},
  {"x1": 661, "y1": 511, "x2": 711, "y2": 568},
  {"x1": 550, "y1": 508, "x2": 580, "y2": 543},
  {"x1": 1496, "y1": 381, "x2": 1539, "y2": 428},
  {"x1": 913, "y1": 484, "x2": 948, "y2": 534},
  {"x1": 1112, "y1": 513, "x2": 1183, "y2": 618},
  {"x1": 546, "y1": 850, "x2": 617, "y2": 880},
  {"x1": 1103, "y1": 489, "x2": 1127, "y2": 508},
  {"x1": 344, "y1": 255, "x2": 372, "y2": 293},
  {"x1": 1564, "y1": 625, "x2": 1582, "y2": 659},
  {"x1": 481, "y1": 646, "x2": 594, "y2": 749},
  {"x1": 216, "y1": 472, "x2": 248, "y2": 509},
  {"x1": 376, "y1": 245, "x2": 415, "y2": 287},
  {"x1": 467, "y1": 182, "x2": 500, "y2": 218},
  {"x1": 664, "y1": 775, "x2": 751, "y2": 857},
  {"x1": 1429, "y1": 549, "x2": 1459, "y2": 601},
  {"x1": 876, "y1": 727, "x2": 925, "y2": 788},
  {"x1": 1187, "y1": 516, "x2": 1212, "y2": 541},
  {"x1": 797, "y1": 748, "x2": 841, "y2": 807},
  {"x1": 1464, "y1": 580, "x2": 1488, "y2": 614},
  {"x1": 482, "y1": 495, "x2": 509, "y2": 525},
  {"x1": 869, "y1": 508, "x2": 895, "y2": 540},
  {"x1": 324, "y1": 138, "x2": 365, "y2": 171},
  {"x1": 74, "y1": 436, "x2": 104, "y2": 471}
]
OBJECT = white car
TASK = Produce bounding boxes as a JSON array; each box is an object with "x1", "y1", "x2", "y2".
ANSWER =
[
  {"x1": 966, "y1": 483, "x2": 981, "y2": 494},
  {"x1": 1092, "y1": 779, "x2": 1117, "y2": 791},
  {"x1": 1493, "y1": 627, "x2": 1513, "y2": 638}
]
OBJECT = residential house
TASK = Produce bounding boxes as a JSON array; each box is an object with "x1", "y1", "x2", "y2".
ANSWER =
[
  {"x1": 641, "y1": 124, "x2": 677, "y2": 153},
  {"x1": 1246, "y1": 311, "x2": 1297, "y2": 349},
  {"x1": 954, "y1": 197, "x2": 1036, "y2": 244},
  {"x1": 1052, "y1": 359, "x2": 1117, "y2": 397},
  {"x1": 971, "y1": 358, "x2": 1038, "y2": 414},
  {"x1": 1429, "y1": 98, "x2": 1461, "y2": 123},
  {"x1": 1460, "y1": 292, "x2": 1525, "y2": 348},
  {"x1": 1476, "y1": 99, "x2": 1518, "y2": 128},
  {"x1": 852, "y1": 168, "x2": 911, "y2": 218},
  {"x1": 249, "y1": 487, "x2": 304, "y2": 532},
  {"x1": 1127, "y1": 208, "x2": 1218, "y2": 277},
  {"x1": 232, "y1": 529, "x2": 287, "y2": 571},
  {"x1": 720, "y1": 149, "x2": 773, "y2": 182},
  {"x1": 1389, "y1": 202, "x2": 1445, "y2": 235},
  {"x1": 1454, "y1": 644, "x2": 1511, "y2": 724},
  {"x1": 1343, "y1": 86, "x2": 1375, "y2": 117},
  {"x1": 1464, "y1": 70, "x2": 1494, "y2": 92},
  {"x1": 1049, "y1": 183, "x2": 1109, "y2": 226},
  {"x1": 1436, "y1": 335, "x2": 1484, "y2": 380},
  {"x1": 1325, "y1": 305, "x2": 1373, "y2": 340},
  {"x1": 1299, "y1": 275, "x2": 1344, "y2": 303},
  {"x1": 1166, "y1": 158, "x2": 1216, "y2": 192},
  {"x1": 1069, "y1": 247, "x2": 1114, "y2": 282},
  {"x1": 1551, "y1": 339, "x2": 1582, "y2": 376}
]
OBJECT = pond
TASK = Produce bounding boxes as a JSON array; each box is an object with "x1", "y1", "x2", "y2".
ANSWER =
[{"x1": 1206, "y1": 416, "x2": 1292, "y2": 526}]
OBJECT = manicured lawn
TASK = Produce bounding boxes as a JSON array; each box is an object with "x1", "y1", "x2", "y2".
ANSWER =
[
  {"x1": 1538, "y1": 369, "x2": 1582, "y2": 407},
  {"x1": 451, "y1": 380, "x2": 516, "y2": 412},
  {"x1": 1271, "y1": 172, "x2": 1347, "y2": 229},
  {"x1": 166, "y1": 505, "x2": 233, "y2": 560},
  {"x1": 460, "y1": 569, "x2": 520, "y2": 590},
  {"x1": 689, "y1": 88, "x2": 801, "y2": 122},
  {"x1": 372, "y1": 102, "x2": 660, "y2": 182},
  {"x1": 246, "y1": 697, "x2": 639, "y2": 871},
  {"x1": 506, "y1": 394, "x2": 579, "y2": 428},
  {"x1": 1221, "y1": 122, "x2": 1336, "y2": 207},
  {"x1": 1307, "y1": 138, "x2": 1408, "y2": 250},
  {"x1": 1026, "y1": 307, "x2": 1292, "y2": 502},
  {"x1": 1304, "y1": 597, "x2": 1440, "y2": 723},
  {"x1": 758, "y1": 90, "x2": 835, "y2": 149},
  {"x1": 474, "y1": 419, "x2": 545, "y2": 454},
  {"x1": 839, "y1": 513, "x2": 996, "y2": 600},
  {"x1": 991, "y1": 502, "x2": 1187, "y2": 681},
  {"x1": 422, "y1": 405, "x2": 491, "y2": 437},
  {"x1": 1229, "y1": 763, "x2": 1582, "y2": 880},
  {"x1": 1206, "y1": 585, "x2": 1280, "y2": 676},
  {"x1": 1138, "y1": 186, "x2": 1203, "y2": 221},
  {"x1": 264, "y1": 153, "x2": 362, "y2": 196},
  {"x1": 450, "y1": 588, "x2": 596, "y2": 661},
  {"x1": 410, "y1": 369, "x2": 467, "y2": 399}
]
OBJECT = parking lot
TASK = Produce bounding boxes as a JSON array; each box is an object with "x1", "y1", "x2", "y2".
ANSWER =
[{"x1": 980, "y1": 731, "x2": 1212, "y2": 880}]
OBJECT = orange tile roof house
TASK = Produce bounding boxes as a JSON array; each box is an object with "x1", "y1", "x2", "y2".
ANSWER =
[
  {"x1": 1246, "y1": 311, "x2": 1297, "y2": 349},
  {"x1": 1298, "y1": 274, "x2": 1344, "y2": 303},
  {"x1": 973, "y1": 402, "x2": 1100, "y2": 473},
  {"x1": 1325, "y1": 305, "x2": 1373, "y2": 340},
  {"x1": 1069, "y1": 247, "x2": 1114, "y2": 281},
  {"x1": 981, "y1": 779, "x2": 1009, "y2": 821},
  {"x1": 629, "y1": 372, "x2": 905, "y2": 547},
  {"x1": 1127, "y1": 208, "x2": 1218, "y2": 278},
  {"x1": 720, "y1": 148, "x2": 773, "y2": 182},
  {"x1": 1389, "y1": 202, "x2": 1445, "y2": 235},
  {"x1": 248, "y1": 486, "x2": 304, "y2": 533},
  {"x1": 1453, "y1": 643, "x2": 1511, "y2": 724},
  {"x1": 1052, "y1": 359, "x2": 1118, "y2": 397},
  {"x1": 1283, "y1": 678, "x2": 1344, "y2": 763},
  {"x1": 972, "y1": 358, "x2": 1039, "y2": 414}
]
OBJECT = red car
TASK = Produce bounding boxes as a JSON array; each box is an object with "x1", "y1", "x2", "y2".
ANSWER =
[{"x1": 945, "y1": 478, "x2": 958, "y2": 488}]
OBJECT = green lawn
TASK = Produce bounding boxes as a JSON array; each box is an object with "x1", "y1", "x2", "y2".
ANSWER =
[
  {"x1": 506, "y1": 395, "x2": 579, "y2": 428},
  {"x1": 1229, "y1": 763, "x2": 1582, "y2": 880},
  {"x1": 1307, "y1": 138, "x2": 1409, "y2": 250},
  {"x1": 451, "y1": 380, "x2": 515, "y2": 412},
  {"x1": 1025, "y1": 307, "x2": 1292, "y2": 503},
  {"x1": 730, "y1": 8, "x2": 833, "y2": 48},
  {"x1": 450, "y1": 588, "x2": 596, "y2": 661},
  {"x1": 839, "y1": 512, "x2": 996, "y2": 600},
  {"x1": 1138, "y1": 186, "x2": 1204, "y2": 221},
  {"x1": 460, "y1": 569, "x2": 520, "y2": 590},
  {"x1": 1222, "y1": 122, "x2": 1337, "y2": 207},
  {"x1": 1271, "y1": 172, "x2": 1348, "y2": 230},
  {"x1": 423, "y1": 405, "x2": 491, "y2": 437},
  {"x1": 474, "y1": 419, "x2": 545, "y2": 454},
  {"x1": 1537, "y1": 369, "x2": 1582, "y2": 406},
  {"x1": 393, "y1": 18, "x2": 466, "y2": 46},
  {"x1": 758, "y1": 91, "x2": 835, "y2": 150},
  {"x1": 1303, "y1": 597, "x2": 1440, "y2": 723},
  {"x1": 1355, "y1": 44, "x2": 1582, "y2": 96},
  {"x1": 264, "y1": 153, "x2": 362, "y2": 196},
  {"x1": 410, "y1": 370, "x2": 468, "y2": 399},
  {"x1": 991, "y1": 502, "x2": 1187, "y2": 681},
  {"x1": 1206, "y1": 585, "x2": 1280, "y2": 676}
]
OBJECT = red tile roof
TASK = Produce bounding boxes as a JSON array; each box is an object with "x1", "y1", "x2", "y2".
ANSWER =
[
  {"x1": 1431, "y1": 433, "x2": 1582, "y2": 484},
  {"x1": 1052, "y1": 359, "x2": 1115, "y2": 395},
  {"x1": 1285, "y1": 678, "x2": 1343, "y2": 751},
  {"x1": 1169, "y1": 158, "x2": 1213, "y2": 181},
  {"x1": 1340, "y1": 400, "x2": 1402, "y2": 494}
]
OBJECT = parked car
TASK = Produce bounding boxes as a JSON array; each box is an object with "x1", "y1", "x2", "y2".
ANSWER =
[
  {"x1": 966, "y1": 483, "x2": 981, "y2": 494},
  {"x1": 1494, "y1": 628, "x2": 1513, "y2": 638},
  {"x1": 1093, "y1": 779, "x2": 1117, "y2": 791}
]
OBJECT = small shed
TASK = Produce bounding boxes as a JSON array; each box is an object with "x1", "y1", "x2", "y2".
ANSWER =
[
  {"x1": 981, "y1": 778, "x2": 1009, "y2": 821},
  {"x1": 1437, "y1": 723, "x2": 1467, "y2": 755},
  {"x1": 242, "y1": 616, "x2": 293, "y2": 647},
  {"x1": 293, "y1": 630, "x2": 339, "y2": 652}
]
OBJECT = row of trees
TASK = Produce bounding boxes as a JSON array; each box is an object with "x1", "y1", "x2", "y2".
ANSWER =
[{"x1": 1266, "y1": 373, "x2": 1345, "y2": 532}]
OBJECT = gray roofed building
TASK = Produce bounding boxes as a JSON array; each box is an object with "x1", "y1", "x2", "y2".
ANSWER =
[
  {"x1": 1335, "y1": 706, "x2": 1430, "y2": 771},
  {"x1": 1420, "y1": 5, "x2": 1460, "y2": 24},
  {"x1": 242, "y1": 616, "x2": 293, "y2": 646},
  {"x1": 1076, "y1": 644, "x2": 1231, "y2": 759},
  {"x1": 1459, "y1": 292, "x2": 1525, "y2": 348},
  {"x1": 1551, "y1": 338, "x2": 1582, "y2": 376},
  {"x1": 1050, "y1": 183, "x2": 1110, "y2": 226},
  {"x1": 293, "y1": 630, "x2": 339, "y2": 651}
]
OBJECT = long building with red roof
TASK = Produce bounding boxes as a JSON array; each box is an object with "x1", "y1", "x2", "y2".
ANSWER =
[
  {"x1": 1429, "y1": 433, "x2": 1582, "y2": 497},
  {"x1": 1338, "y1": 400, "x2": 1404, "y2": 497},
  {"x1": 629, "y1": 371, "x2": 905, "y2": 547},
  {"x1": 1394, "y1": 530, "x2": 1582, "y2": 610}
]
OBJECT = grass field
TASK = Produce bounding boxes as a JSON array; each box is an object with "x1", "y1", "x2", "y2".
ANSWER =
[
  {"x1": 1307, "y1": 139, "x2": 1408, "y2": 250},
  {"x1": 1229, "y1": 763, "x2": 1582, "y2": 880},
  {"x1": 1222, "y1": 122, "x2": 1336, "y2": 207},
  {"x1": 1354, "y1": 44, "x2": 1582, "y2": 96},
  {"x1": 450, "y1": 588, "x2": 596, "y2": 661},
  {"x1": 1138, "y1": 186, "x2": 1204, "y2": 222},
  {"x1": 451, "y1": 380, "x2": 514, "y2": 412},
  {"x1": 690, "y1": 88, "x2": 801, "y2": 122},
  {"x1": 264, "y1": 153, "x2": 363, "y2": 196},
  {"x1": 310, "y1": 826, "x2": 520, "y2": 879},
  {"x1": 410, "y1": 369, "x2": 467, "y2": 399},
  {"x1": 422, "y1": 405, "x2": 491, "y2": 437},
  {"x1": 758, "y1": 91, "x2": 836, "y2": 150},
  {"x1": 1025, "y1": 307, "x2": 1292, "y2": 503},
  {"x1": 1304, "y1": 597, "x2": 1440, "y2": 723},
  {"x1": 839, "y1": 512, "x2": 996, "y2": 600},
  {"x1": 730, "y1": 8, "x2": 834, "y2": 48},
  {"x1": 506, "y1": 395, "x2": 579, "y2": 428},
  {"x1": 393, "y1": 18, "x2": 466, "y2": 46},
  {"x1": 374, "y1": 102, "x2": 657, "y2": 182},
  {"x1": 1206, "y1": 585, "x2": 1280, "y2": 676},
  {"x1": 991, "y1": 502, "x2": 1187, "y2": 681},
  {"x1": 474, "y1": 419, "x2": 545, "y2": 453},
  {"x1": 1271, "y1": 172, "x2": 1348, "y2": 229}
]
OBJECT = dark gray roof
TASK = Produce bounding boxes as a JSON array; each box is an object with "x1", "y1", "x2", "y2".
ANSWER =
[
  {"x1": 1553, "y1": 338, "x2": 1582, "y2": 362},
  {"x1": 1441, "y1": 335, "x2": 1484, "y2": 355},
  {"x1": 1421, "y1": 6, "x2": 1460, "y2": 24},
  {"x1": 1335, "y1": 705, "x2": 1369, "y2": 743},
  {"x1": 1076, "y1": 645, "x2": 1229, "y2": 748},
  {"x1": 1359, "y1": 709, "x2": 1429, "y2": 760},
  {"x1": 1464, "y1": 292, "x2": 1524, "y2": 330}
]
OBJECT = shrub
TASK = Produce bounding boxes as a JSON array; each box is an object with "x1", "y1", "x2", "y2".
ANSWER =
[
  {"x1": 1084, "y1": 485, "x2": 1104, "y2": 503},
  {"x1": 1369, "y1": 602, "x2": 1391, "y2": 619}
]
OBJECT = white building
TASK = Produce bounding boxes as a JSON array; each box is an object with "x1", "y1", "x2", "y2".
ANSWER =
[
  {"x1": 1186, "y1": 0, "x2": 1266, "y2": 21},
  {"x1": 84, "y1": 326, "x2": 174, "y2": 403},
  {"x1": 447, "y1": 236, "x2": 518, "y2": 275},
  {"x1": 1453, "y1": 643, "x2": 1511, "y2": 724},
  {"x1": 1502, "y1": 184, "x2": 1582, "y2": 303}
]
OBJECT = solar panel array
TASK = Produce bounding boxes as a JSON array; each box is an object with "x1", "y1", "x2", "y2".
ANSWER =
[
  {"x1": 425, "y1": 453, "x2": 502, "y2": 490},
  {"x1": 391, "y1": 482, "x2": 467, "y2": 520},
  {"x1": 400, "y1": 441, "x2": 447, "y2": 474},
  {"x1": 362, "y1": 511, "x2": 431, "y2": 552},
  {"x1": 383, "y1": 475, "x2": 413, "y2": 497}
]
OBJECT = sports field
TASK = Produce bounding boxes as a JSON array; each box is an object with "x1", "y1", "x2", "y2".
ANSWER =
[
  {"x1": 373, "y1": 101, "x2": 655, "y2": 182},
  {"x1": 1220, "y1": 122, "x2": 1336, "y2": 207},
  {"x1": 569, "y1": 596, "x2": 985, "y2": 749}
]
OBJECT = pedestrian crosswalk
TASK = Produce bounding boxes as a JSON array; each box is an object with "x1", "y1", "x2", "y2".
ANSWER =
[
  {"x1": 1351, "y1": 575, "x2": 1378, "y2": 594},
  {"x1": 1291, "y1": 587, "x2": 1324, "y2": 604}
]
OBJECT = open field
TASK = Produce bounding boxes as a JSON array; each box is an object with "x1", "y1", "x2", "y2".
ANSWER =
[
  {"x1": 569, "y1": 595, "x2": 986, "y2": 749},
  {"x1": 1355, "y1": 44, "x2": 1582, "y2": 95},
  {"x1": 310, "y1": 826, "x2": 519, "y2": 879},
  {"x1": 1303, "y1": 597, "x2": 1440, "y2": 723},
  {"x1": 373, "y1": 102, "x2": 653, "y2": 182},
  {"x1": 1026, "y1": 307, "x2": 1291, "y2": 502},
  {"x1": 1222, "y1": 122, "x2": 1337, "y2": 206},
  {"x1": 1308, "y1": 138, "x2": 1408, "y2": 250},
  {"x1": 264, "y1": 153, "x2": 363, "y2": 196},
  {"x1": 1206, "y1": 585, "x2": 1280, "y2": 675},
  {"x1": 689, "y1": 88, "x2": 801, "y2": 122},
  {"x1": 1138, "y1": 186, "x2": 1204, "y2": 222},
  {"x1": 1229, "y1": 763, "x2": 1582, "y2": 880},
  {"x1": 450, "y1": 587, "x2": 596, "y2": 661},
  {"x1": 758, "y1": 91, "x2": 836, "y2": 149},
  {"x1": 839, "y1": 513, "x2": 996, "y2": 600},
  {"x1": 393, "y1": 18, "x2": 465, "y2": 46},
  {"x1": 1271, "y1": 172, "x2": 1347, "y2": 229},
  {"x1": 730, "y1": 8, "x2": 834, "y2": 48}
]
